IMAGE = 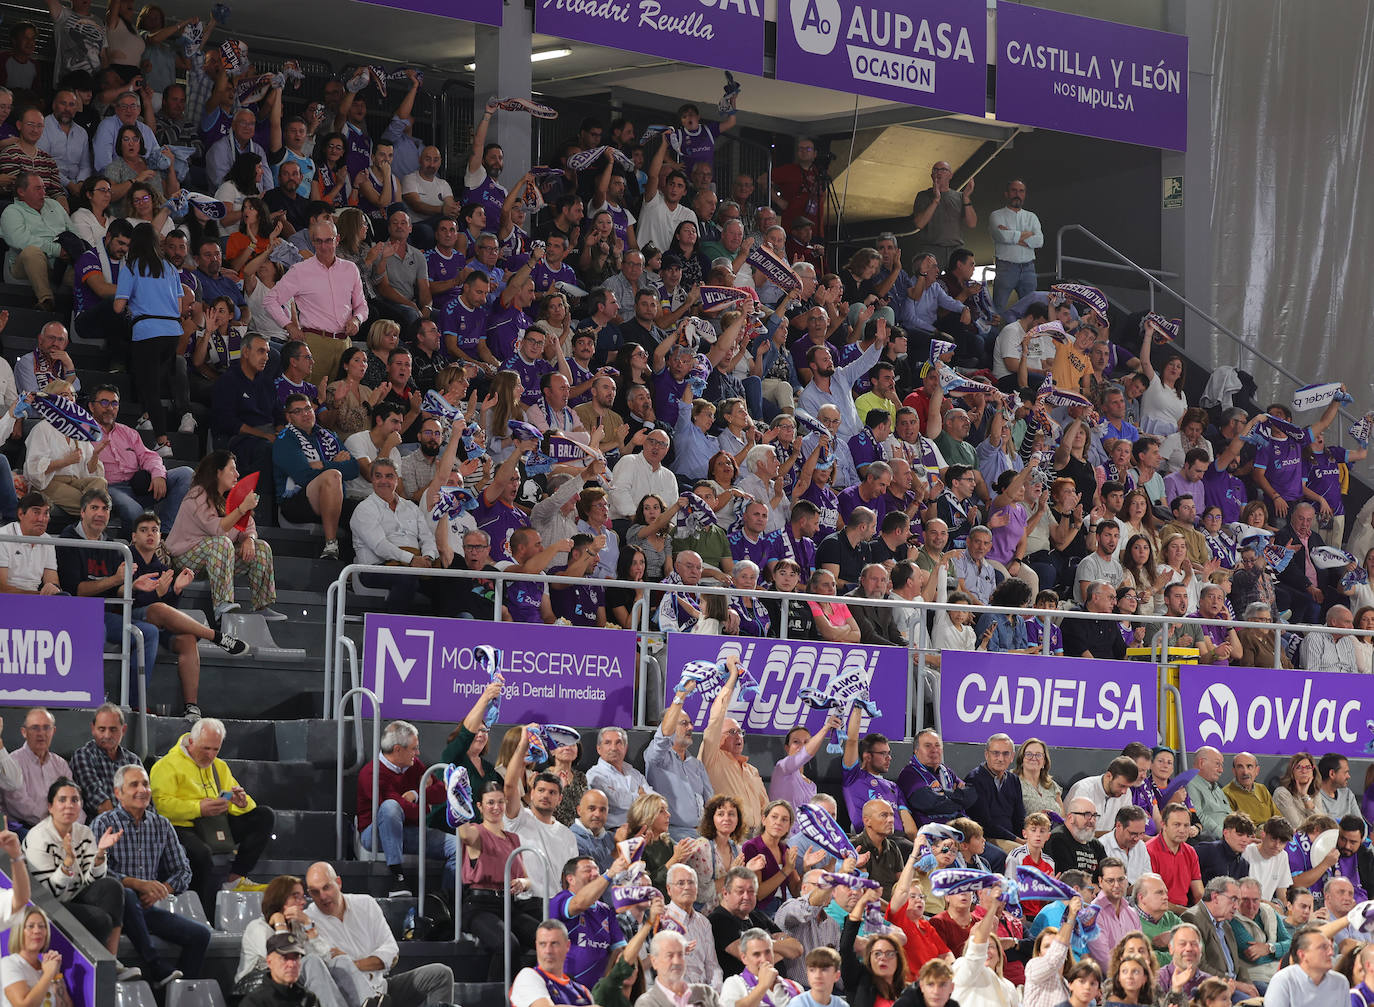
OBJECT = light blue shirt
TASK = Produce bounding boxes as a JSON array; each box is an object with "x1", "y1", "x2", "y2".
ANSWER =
[
  {"x1": 642, "y1": 731, "x2": 713, "y2": 833},
  {"x1": 39, "y1": 115, "x2": 92, "y2": 188},
  {"x1": 673, "y1": 405, "x2": 719, "y2": 481},
  {"x1": 988, "y1": 206, "x2": 1044, "y2": 264},
  {"x1": 797, "y1": 340, "x2": 882, "y2": 439},
  {"x1": 205, "y1": 134, "x2": 267, "y2": 188}
]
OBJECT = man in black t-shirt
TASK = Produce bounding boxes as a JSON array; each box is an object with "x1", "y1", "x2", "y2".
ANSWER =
[
  {"x1": 444, "y1": 529, "x2": 499, "y2": 621},
  {"x1": 1046, "y1": 796, "x2": 1107, "y2": 875},
  {"x1": 816, "y1": 507, "x2": 876, "y2": 593},
  {"x1": 708, "y1": 867, "x2": 803, "y2": 976}
]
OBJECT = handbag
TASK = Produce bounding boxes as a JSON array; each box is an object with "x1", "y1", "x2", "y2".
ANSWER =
[{"x1": 191, "y1": 764, "x2": 237, "y2": 854}]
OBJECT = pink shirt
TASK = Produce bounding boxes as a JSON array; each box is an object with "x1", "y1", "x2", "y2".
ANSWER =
[
  {"x1": 263, "y1": 254, "x2": 368, "y2": 334},
  {"x1": 99, "y1": 421, "x2": 166, "y2": 484},
  {"x1": 165, "y1": 486, "x2": 256, "y2": 556}
]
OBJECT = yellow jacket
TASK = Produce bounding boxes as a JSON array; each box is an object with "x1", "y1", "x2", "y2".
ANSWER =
[{"x1": 149, "y1": 732, "x2": 257, "y2": 828}]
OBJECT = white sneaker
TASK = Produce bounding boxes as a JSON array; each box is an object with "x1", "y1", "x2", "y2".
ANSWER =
[
  {"x1": 155, "y1": 442, "x2": 173, "y2": 457},
  {"x1": 178, "y1": 412, "x2": 197, "y2": 433},
  {"x1": 135, "y1": 416, "x2": 153, "y2": 432}
]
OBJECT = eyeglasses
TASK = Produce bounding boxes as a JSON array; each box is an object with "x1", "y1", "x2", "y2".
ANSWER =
[
  {"x1": 286, "y1": 406, "x2": 313, "y2": 415},
  {"x1": 723, "y1": 728, "x2": 745, "y2": 738},
  {"x1": 1023, "y1": 752, "x2": 1045, "y2": 761},
  {"x1": 91, "y1": 398, "x2": 119, "y2": 407},
  {"x1": 869, "y1": 949, "x2": 897, "y2": 960},
  {"x1": 132, "y1": 194, "x2": 152, "y2": 204},
  {"x1": 1070, "y1": 811, "x2": 1099, "y2": 820},
  {"x1": 463, "y1": 542, "x2": 489, "y2": 551}
]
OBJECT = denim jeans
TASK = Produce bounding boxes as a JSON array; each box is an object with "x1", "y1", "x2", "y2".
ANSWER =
[
  {"x1": 360, "y1": 798, "x2": 457, "y2": 887},
  {"x1": 108, "y1": 466, "x2": 193, "y2": 529},
  {"x1": 992, "y1": 258, "x2": 1038, "y2": 318},
  {"x1": 122, "y1": 888, "x2": 211, "y2": 980}
]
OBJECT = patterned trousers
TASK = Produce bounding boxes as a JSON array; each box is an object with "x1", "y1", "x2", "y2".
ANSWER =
[{"x1": 174, "y1": 535, "x2": 276, "y2": 609}]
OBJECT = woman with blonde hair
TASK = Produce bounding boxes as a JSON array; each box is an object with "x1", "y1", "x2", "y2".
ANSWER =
[
  {"x1": 625, "y1": 793, "x2": 697, "y2": 893},
  {"x1": 480, "y1": 371, "x2": 526, "y2": 463},
  {"x1": 2, "y1": 906, "x2": 72, "y2": 1007},
  {"x1": 1015, "y1": 737, "x2": 1064, "y2": 819}
]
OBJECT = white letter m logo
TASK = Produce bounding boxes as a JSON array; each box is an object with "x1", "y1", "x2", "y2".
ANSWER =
[{"x1": 375, "y1": 628, "x2": 435, "y2": 706}]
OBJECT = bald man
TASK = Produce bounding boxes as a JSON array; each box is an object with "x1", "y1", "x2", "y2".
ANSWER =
[
  {"x1": 401, "y1": 145, "x2": 459, "y2": 249},
  {"x1": 699, "y1": 656, "x2": 768, "y2": 834},
  {"x1": 1224, "y1": 752, "x2": 1280, "y2": 824}
]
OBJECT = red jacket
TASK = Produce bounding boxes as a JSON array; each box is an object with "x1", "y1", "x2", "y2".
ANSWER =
[{"x1": 356, "y1": 756, "x2": 446, "y2": 831}]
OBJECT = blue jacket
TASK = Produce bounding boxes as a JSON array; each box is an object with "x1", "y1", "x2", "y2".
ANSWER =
[{"x1": 271, "y1": 426, "x2": 359, "y2": 499}]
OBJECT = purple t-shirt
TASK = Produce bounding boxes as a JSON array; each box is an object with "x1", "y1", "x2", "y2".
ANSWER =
[
  {"x1": 670, "y1": 123, "x2": 718, "y2": 167},
  {"x1": 1203, "y1": 463, "x2": 1247, "y2": 524},
  {"x1": 464, "y1": 174, "x2": 508, "y2": 225},
  {"x1": 74, "y1": 249, "x2": 117, "y2": 315},
  {"x1": 531, "y1": 260, "x2": 578, "y2": 294},
  {"x1": 1303, "y1": 446, "x2": 1347, "y2": 515},
  {"x1": 727, "y1": 529, "x2": 780, "y2": 569},
  {"x1": 652, "y1": 368, "x2": 687, "y2": 426},
  {"x1": 837, "y1": 484, "x2": 889, "y2": 528},
  {"x1": 1162, "y1": 472, "x2": 1204, "y2": 509},
  {"x1": 765, "y1": 528, "x2": 816, "y2": 580},
  {"x1": 1025, "y1": 617, "x2": 1063, "y2": 654},
  {"x1": 426, "y1": 247, "x2": 465, "y2": 311},
  {"x1": 1192, "y1": 615, "x2": 1231, "y2": 666},
  {"x1": 802, "y1": 483, "x2": 840, "y2": 540},
  {"x1": 549, "y1": 565, "x2": 604, "y2": 626},
  {"x1": 987, "y1": 502, "x2": 1028, "y2": 565},
  {"x1": 505, "y1": 579, "x2": 544, "y2": 623},
  {"x1": 1254, "y1": 434, "x2": 1307, "y2": 502},
  {"x1": 502, "y1": 353, "x2": 555, "y2": 406},
  {"x1": 443, "y1": 298, "x2": 489, "y2": 354},
  {"x1": 842, "y1": 761, "x2": 905, "y2": 834},
  {"x1": 549, "y1": 889, "x2": 626, "y2": 987},
  {"x1": 473, "y1": 498, "x2": 529, "y2": 562},
  {"x1": 273, "y1": 375, "x2": 318, "y2": 408},
  {"x1": 848, "y1": 429, "x2": 884, "y2": 472},
  {"x1": 485, "y1": 304, "x2": 533, "y2": 363}
]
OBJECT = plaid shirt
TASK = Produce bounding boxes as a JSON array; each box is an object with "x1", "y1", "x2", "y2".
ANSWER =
[
  {"x1": 90, "y1": 803, "x2": 192, "y2": 893},
  {"x1": 69, "y1": 740, "x2": 141, "y2": 816},
  {"x1": 185, "y1": 52, "x2": 215, "y2": 127}
]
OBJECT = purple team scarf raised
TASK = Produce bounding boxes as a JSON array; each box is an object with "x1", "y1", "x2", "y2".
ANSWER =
[
  {"x1": 165, "y1": 191, "x2": 228, "y2": 219},
  {"x1": 567, "y1": 146, "x2": 635, "y2": 173},
  {"x1": 815, "y1": 872, "x2": 881, "y2": 892},
  {"x1": 17, "y1": 395, "x2": 102, "y2": 442},
  {"x1": 422, "y1": 389, "x2": 462, "y2": 421},
  {"x1": 509, "y1": 419, "x2": 545, "y2": 443},
  {"x1": 524, "y1": 723, "x2": 581, "y2": 763},
  {"x1": 1292, "y1": 382, "x2": 1355, "y2": 413},
  {"x1": 798, "y1": 668, "x2": 881, "y2": 755},
  {"x1": 220, "y1": 39, "x2": 246, "y2": 72},
  {"x1": 489, "y1": 96, "x2": 558, "y2": 119},
  {"x1": 1243, "y1": 413, "x2": 1309, "y2": 445},
  {"x1": 1143, "y1": 312, "x2": 1181, "y2": 344},
  {"x1": 928, "y1": 339, "x2": 957, "y2": 363},
  {"x1": 1035, "y1": 374, "x2": 1094, "y2": 411},
  {"x1": 1050, "y1": 282, "x2": 1108, "y2": 319},
  {"x1": 1015, "y1": 866, "x2": 1077, "y2": 902},
  {"x1": 1029, "y1": 319, "x2": 1071, "y2": 344},
  {"x1": 930, "y1": 867, "x2": 1006, "y2": 896},
  {"x1": 430, "y1": 486, "x2": 479, "y2": 522},
  {"x1": 675, "y1": 492, "x2": 718, "y2": 537},
  {"x1": 1344, "y1": 568, "x2": 1370, "y2": 592},
  {"x1": 795, "y1": 805, "x2": 858, "y2": 862},
  {"x1": 368, "y1": 66, "x2": 421, "y2": 98},
  {"x1": 1351, "y1": 413, "x2": 1374, "y2": 449},
  {"x1": 444, "y1": 764, "x2": 474, "y2": 827},
  {"x1": 745, "y1": 244, "x2": 801, "y2": 293},
  {"x1": 699, "y1": 286, "x2": 753, "y2": 310},
  {"x1": 610, "y1": 885, "x2": 661, "y2": 910},
  {"x1": 1263, "y1": 543, "x2": 1296, "y2": 572},
  {"x1": 938, "y1": 368, "x2": 998, "y2": 398}
]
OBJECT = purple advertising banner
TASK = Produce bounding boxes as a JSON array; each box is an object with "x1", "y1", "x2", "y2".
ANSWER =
[
  {"x1": 363, "y1": 615, "x2": 636, "y2": 724},
  {"x1": 0, "y1": 595, "x2": 104, "y2": 708},
  {"x1": 776, "y1": 0, "x2": 986, "y2": 116},
  {"x1": 940, "y1": 651, "x2": 1158, "y2": 749},
  {"x1": 995, "y1": 3, "x2": 1188, "y2": 151},
  {"x1": 664, "y1": 634, "x2": 908, "y2": 737},
  {"x1": 536, "y1": 0, "x2": 764, "y2": 77},
  {"x1": 1181, "y1": 665, "x2": 1371, "y2": 757},
  {"x1": 357, "y1": 0, "x2": 502, "y2": 27}
]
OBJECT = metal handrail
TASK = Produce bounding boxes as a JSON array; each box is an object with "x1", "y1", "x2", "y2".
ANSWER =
[
  {"x1": 334, "y1": 687, "x2": 381, "y2": 862},
  {"x1": 415, "y1": 762, "x2": 461, "y2": 938},
  {"x1": 504, "y1": 845, "x2": 552, "y2": 990},
  {"x1": 1054, "y1": 224, "x2": 1363, "y2": 437}
]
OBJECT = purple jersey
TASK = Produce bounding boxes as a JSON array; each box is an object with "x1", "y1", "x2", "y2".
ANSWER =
[
  {"x1": 568, "y1": 358, "x2": 596, "y2": 407},
  {"x1": 801, "y1": 483, "x2": 840, "y2": 540},
  {"x1": 848, "y1": 429, "x2": 884, "y2": 472},
  {"x1": 426, "y1": 247, "x2": 465, "y2": 310},
  {"x1": 484, "y1": 304, "x2": 533, "y2": 362},
  {"x1": 837, "y1": 484, "x2": 889, "y2": 528},
  {"x1": 531, "y1": 260, "x2": 578, "y2": 294},
  {"x1": 1254, "y1": 434, "x2": 1307, "y2": 502},
  {"x1": 473, "y1": 498, "x2": 529, "y2": 562},
  {"x1": 505, "y1": 578, "x2": 544, "y2": 624},
  {"x1": 549, "y1": 890, "x2": 626, "y2": 988},
  {"x1": 842, "y1": 761, "x2": 905, "y2": 834},
  {"x1": 1202, "y1": 462, "x2": 1247, "y2": 524},
  {"x1": 1024, "y1": 618, "x2": 1063, "y2": 654},
  {"x1": 442, "y1": 298, "x2": 489, "y2": 354},
  {"x1": 199, "y1": 106, "x2": 231, "y2": 150},
  {"x1": 73, "y1": 249, "x2": 117, "y2": 316},
  {"x1": 593, "y1": 202, "x2": 632, "y2": 245},
  {"x1": 465, "y1": 174, "x2": 508, "y2": 225},
  {"x1": 502, "y1": 353, "x2": 555, "y2": 406},
  {"x1": 273, "y1": 375, "x2": 318, "y2": 407},
  {"x1": 652, "y1": 368, "x2": 687, "y2": 426},
  {"x1": 1303, "y1": 446, "x2": 1347, "y2": 515},
  {"x1": 765, "y1": 528, "x2": 816, "y2": 579},
  {"x1": 343, "y1": 121, "x2": 372, "y2": 182},
  {"x1": 727, "y1": 529, "x2": 780, "y2": 568},
  {"x1": 670, "y1": 123, "x2": 718, "y2": 167},
  {"x1": 549, "y1": 566, "x2": 604, "y2": 626}
]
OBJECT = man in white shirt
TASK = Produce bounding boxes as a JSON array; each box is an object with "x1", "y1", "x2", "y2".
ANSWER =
[
  {"x1": 1064, "y1": 756, "x2": 1139, "y2": 837},
  {"x1": 504, "y1": 729, "x2": 579, "y2": 899},
  {"x1": 987, "y1": 179, "x2": 1043, "y2": 320},
  {"x1": 205, "y1": 108, "x2": 268, "y2": 188},
  {"x1": 510, "y1": 920, "x2": 595, "y2": 1007},
  {"x1": 1265, "y1": 926, "x2": 1349, "y2": 1007},
  {"x1": 0, "y1": 493, "x2": 60, "y2": 594},
  {"x1": 22, "y1": 406, "x2": 108, "y2": 517},
  {"x1": 347, "y1": 458, "x2": 438, "y2": 608},
  {"x1": 401, "y1": 145, "x2": 459, "y2": 249},
  {"x1": 1098, "y1": 805, "x2": 1151, "y2": 884},
  {"x1": 990, "y1": 300, "x2": 1052, "y2": 389},
  {"x1": 664, "y1": 863, "x2": 724, "y2": 986},
  {"x1": 343, "y1": 401, "x2": 405, "y2": 500},
  {"x1": 585, "y1": 726, "x2": 655, "y2": 827},
  {"x1": 636, "y1": 135, "x2": 697, "y2": 253},
  {"x1": 608, "y1": 428, "x2": 677, "y2": 520},
  {"x1": 304, "y1": 861, "x2": 453, "y2": 1006}
]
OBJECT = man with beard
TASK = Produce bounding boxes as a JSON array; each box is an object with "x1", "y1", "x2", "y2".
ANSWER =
[
  {"x1": 463, "y1": 100, "x2": 509, "y2": 224},
  {"x1": 575, "y1": 374, "x2": 629, "y2": 464},
  {"x1": 797, "y1": 322, "x2": 888, "y2": 439},
  {"x1": 505, "y1": 729, "x2": 579, "y2": 899},
  {"x1": 1047, "y1": 796, "x2": 1108, "y2": 876},
  {"x1": 988, "y1": 179, "x2": 1042, "y2": 319},
  {"x1": 39, "y1": 89, "x2": 90, "y2": 202},
  {"x1": 263, "y1": 160, "x2": 311, "y2": 238},
  {"x1": 398, "y1": 417, "x2": 444, "y2": 503}
]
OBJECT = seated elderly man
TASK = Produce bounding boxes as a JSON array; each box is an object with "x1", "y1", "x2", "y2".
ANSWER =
[
  {"x1": 1063, "y1": 581, "x2": 1129, "y2": 659},
  {"x1": 1230, "y1": 877, "x2": 1289, "y2": 985},
  {"x1": 0, "y1": 171, "x2": 73, "y2": 311},
  {"x1": 149, "y1": 718, "x2": 274, "y2": 914},
  {"x1": 719, "y1": 928, "x2": 804, "y2": 1007},
  {"x1": 357, "y1": 719, "x2": 453, "y2": 898},
  {"x1": 87, "y1": 383, "x2": 192, "y2": 528},
  {"x1": 637, "y1": 929, "x2": 722, "y2": 1007},
  {"x1": 350, "y1": 458, "x2": 440, "y2": 608},
  {"x1": 23, "y1": 382, "x2": 107, "y2": 517},
  {"x1": 772, "y1": 869, "x2": 845, "y2": 983},
  {"x1": 1301, "y1": 606, "x2": 1359, "y2": 674},
  {"x1": 663, "y1": 862, "x2": 723, "y2": 985},
  {"x1": 511, "y1": 919, "x2": 595, "y2": 1007},
  {"x1": 709, "y1": 869, "x2": 803, "y2": 978},
  {"x1": 1, "y1": 707, "x2": 71, "y2": 830},
  {"x1": 585, "y1": 727, "x2": 655, "y2": 828}
]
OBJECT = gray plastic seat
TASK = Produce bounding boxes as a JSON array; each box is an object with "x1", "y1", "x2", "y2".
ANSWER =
[
  {"x1": 165, "y1": 979, "x2": 227, "y2": 1007},
  {"x1": 215, "y1": 889, "x2": 263, "y2": 934},
  {"x1": 114, "y1": 981, "x2": 157, "y2": 1007}
]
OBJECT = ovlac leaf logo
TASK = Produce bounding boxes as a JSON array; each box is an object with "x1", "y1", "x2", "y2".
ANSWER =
[
  {"x1": 1197, "y1": 683, "x2": 1238, "y2": 746},
  {"x1": 792, "y1": 0, "x2": 840, "y2": 55}
]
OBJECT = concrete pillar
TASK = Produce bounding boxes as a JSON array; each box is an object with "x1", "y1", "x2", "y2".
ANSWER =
[
  {"x1": 1160, "y1": 0, "x2": 1221, "y2": 371},
  {"x1": 473, "y1": 5, "x2": 533, "y2": 181}
]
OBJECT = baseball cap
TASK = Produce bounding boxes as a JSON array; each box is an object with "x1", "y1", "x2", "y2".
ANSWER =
[
  {"x1": 267, "y1": 933, "x2": 306, "y2": 956},
  {"x1": 660, "y1": 253, "x2": 683, "y2": 270}
]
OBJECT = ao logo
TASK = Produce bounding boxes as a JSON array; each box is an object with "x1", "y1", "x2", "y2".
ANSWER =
[
  {"x1": 1197, "y1": 683, "x2": 1239, "y2": 746},
  {"x1": 791, "y1": 0, "x2": 840, "y2": 55}
]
